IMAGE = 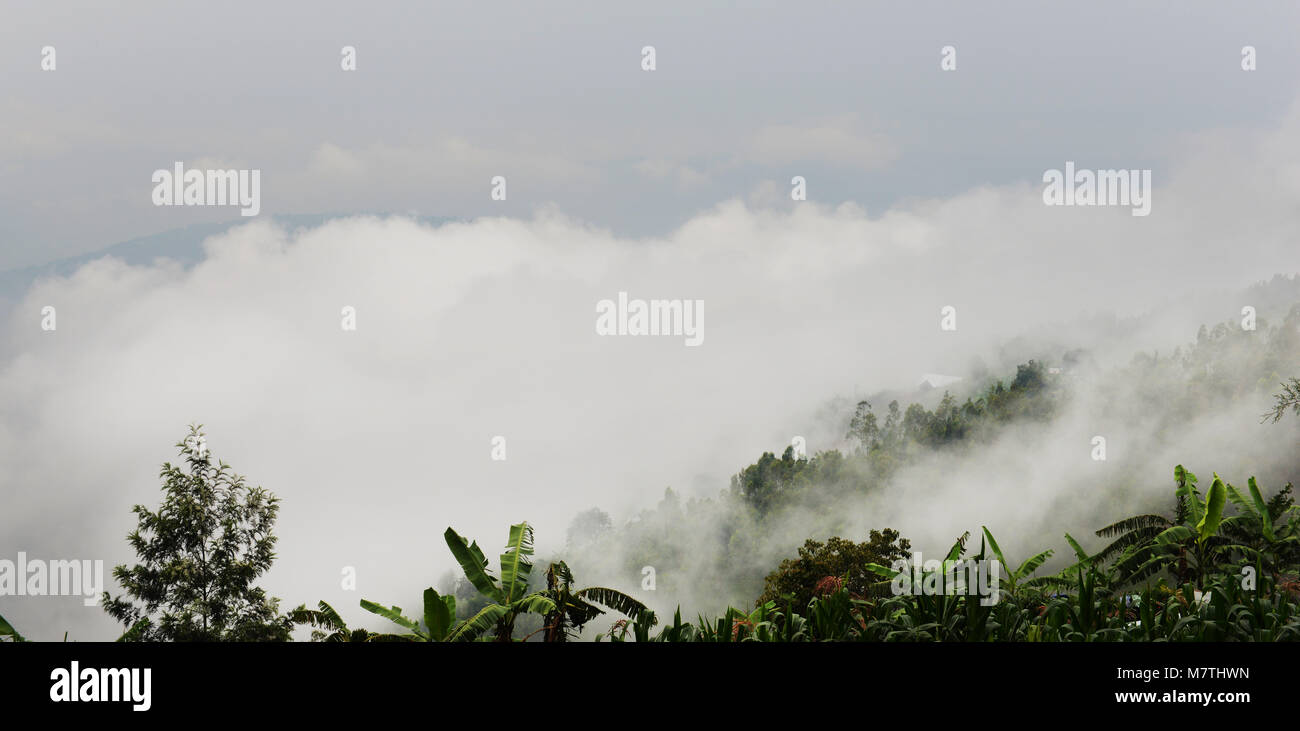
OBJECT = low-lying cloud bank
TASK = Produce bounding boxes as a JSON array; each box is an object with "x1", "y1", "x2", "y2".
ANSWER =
[{"x1": 3, "y1": 103, "x2": 1300, "y2": 640}]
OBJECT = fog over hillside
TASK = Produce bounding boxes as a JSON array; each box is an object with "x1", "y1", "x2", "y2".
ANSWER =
[
  {"x1": 3, "y1": 2, "x2": 1300, "y2": 647},
  {"x1": 3, "y1": 96, "x2": 1299, "y2": 639}
]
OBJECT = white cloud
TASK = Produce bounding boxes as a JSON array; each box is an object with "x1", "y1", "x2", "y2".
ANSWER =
[{"x1": 2, "y1": 103, "x2": 1300, "y2": 639}]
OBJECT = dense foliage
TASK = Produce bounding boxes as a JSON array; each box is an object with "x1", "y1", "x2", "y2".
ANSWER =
[
  {"x1": 597, "y1": 464, "x2": 1300, "y2": 642},
  {"x1": 102, "y1": 425, "x2": 293, "y2": 642},
  {"x1": 757, "y1": 531, "x2": 911, "y2": 609}
]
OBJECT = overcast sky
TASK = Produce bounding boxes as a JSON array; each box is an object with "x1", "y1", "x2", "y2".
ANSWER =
[
  {"x1": 1, "y1": 1, "x2": 1297, "y2": 268},
  {"x1": 2, "y1": 2, "x2": 1300, "y2": 641}
]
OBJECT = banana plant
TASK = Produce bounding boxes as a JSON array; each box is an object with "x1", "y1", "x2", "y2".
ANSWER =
[
  {"x1": 980, "y1": 526, "x2": 1053, "y2": 598},
  {"x1": 356, "y1": 588, "x2": 460, "y2": 642},
  {"x1": 1145, "y1": 471, "x2": 1230, "y2": 589},
  {"x1": 443, "y1": 522, "x2": 557, "y2": 642},
  {"x1": 1094, "y1": 514, "x2": 1174, "y2": 584},
  {"x1": 1039, "y1": 564, "x2": 1125, "y2": 641},
  {"x1": 864, "y1": 530, "x2": 972, "y2": 591},
  {"x1": 1088, "y1": 466, "x2": 1235, "y2": 590},
  {"x1": 1024, "y1": 531, "x2": 1109, "y2": 595},
  {"x1": 537, "y1": 560, "x2": 648, "y2": 642},
  {"x1": 291, "y1": 600, "x2": 380, "y2": 642},
  {"x1": 862, "y1": 532, "x2": 978, "y2": 641},
  {"x1": 1089, "y1": 466, "x2": 1206, "y2": 586},
  {"x1": 1224, "y1": 476, "x2": 1300, "y2": 581}
]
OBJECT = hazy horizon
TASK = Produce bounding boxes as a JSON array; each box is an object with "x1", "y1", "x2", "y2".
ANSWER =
[{"x1": 3, "y1": 2, "x2": 1299, "y2": 642}]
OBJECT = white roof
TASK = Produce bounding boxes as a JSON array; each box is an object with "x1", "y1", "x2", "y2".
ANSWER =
[{"x1": 918, "y1": 373, "x2": 963, "y2": 388}]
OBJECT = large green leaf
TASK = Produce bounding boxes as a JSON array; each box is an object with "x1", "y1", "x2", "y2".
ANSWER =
[
  {"x1": 944, "y1": 531, "x2": 970, "y2": 563},
  {"x1": 288, "y1": 600, "x2": 348, "y2": 636},
  {"x1": 445, "y1": 527, "x2": 505, "y2": 604},
  {"x1": 359, "y1": 599, "x2": 421, "y2": 635},
  {"x1": 1247, "y1": 477, "x2": 1275, "y2": 542},
  {"x1": 1096, "y1": 514, "x2": 1171, "y2": 538},
  {"x1": 1014, "y1": 549, "x2": 1055, "y2": 582},
  {"x1": 510, "y1": 593, "x2": 557, "y2": 616},
  {"x1": 447, "y1": 603, "x2": 511, "y2": 642},
  {"x1": 423, "y1": 588, "x2": 455, "y2": 641},
  {"x1": 1064, "y1": 533, "x2": 1091, "y2": 565},
  {"x1": 316, "y1": 601, "x2": 345, "y2": 631},
  {"x1": 1093, "y1": 516, "x2": 1170, "y2": 564},
  {"x1": 575, "y1": 587, "x2": 649, "y2": 618},
  {"x1": 1175, "y1": 465, "x2": 1205, "y2": 526},
  {"x1": 981, "y1": 527, "x2": 1008, "y2": 571},
  {"x1": 553, "y1": 595, "x2": 604, "y2": 630},
  {"x1": 549, "y1": 560, "x2": 575, "y2": 588},
  {"x1": 1155, "y1": 525, "x2": 1195, "y2": 545},
  {"x1": 864, "y1": 562, "x2": 901, "y2": 579},
  {"x1": 1225, "y1": 482, "x2": 1258, "y2": 517},
  {"x1": 1196, "y1": 476, "x2": 1227, "y2": 544},
  {"x1": 499, "y1": 522, "x2": 535, "y2": 603}
]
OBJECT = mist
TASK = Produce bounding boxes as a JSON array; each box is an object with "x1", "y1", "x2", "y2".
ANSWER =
[{"x1": 3, "y1": 99, "x2": 1300, "y2": 640}]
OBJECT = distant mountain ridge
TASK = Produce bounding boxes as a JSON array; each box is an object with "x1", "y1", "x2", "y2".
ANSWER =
[{"x1": 0, "y1": 213, "x2": 454, "y2": 310}]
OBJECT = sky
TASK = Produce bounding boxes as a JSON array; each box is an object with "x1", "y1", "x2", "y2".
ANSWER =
[
  {"x1": 1, "y1": 1, "x2": 1299, "y2": 640},
  {"x1": 2, "y1": 1, "x2": 1298, "y2": 268}
]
